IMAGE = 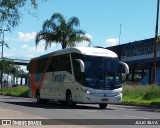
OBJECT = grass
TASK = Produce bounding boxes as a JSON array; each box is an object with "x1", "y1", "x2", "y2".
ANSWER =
[
  {"x1": 0, "y1": 84, "x2": 160, "y2": 106},
  {"x1": 0, "y1": 86, "x2": 28, "y2": 97},
  {"x1": 122, "y1": 84, "x2": 160, "y2": 105}
]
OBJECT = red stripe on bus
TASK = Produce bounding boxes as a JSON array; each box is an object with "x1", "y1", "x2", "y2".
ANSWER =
[{"x1": 30, "y1": 54, "x2": 53, "y2": 97}]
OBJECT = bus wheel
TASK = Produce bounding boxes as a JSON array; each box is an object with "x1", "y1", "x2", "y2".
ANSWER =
[
  {"x1": 60, "y1": 101, "x2": 66, "y2": 105},
  {"x1": 99, "y1": 103, "x2": 108, "y2": 109},
  {"x1": 66, "y1": 91, "x2": 76, "y2": 107},
  {"x1": 36, "y1": 90, "x2": 46, "y2": 104},
  {"x1": 36, "y1": 90, "x2": 41, "y2": 103}
]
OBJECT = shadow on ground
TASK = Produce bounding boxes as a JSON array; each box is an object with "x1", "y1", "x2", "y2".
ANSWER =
[{"x1": 2, "y1": 100, "x2": 114, "y2": 110}]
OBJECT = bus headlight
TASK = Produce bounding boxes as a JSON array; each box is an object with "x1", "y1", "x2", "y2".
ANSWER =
[
  {"x1": 86, "y1": 90, "x2": 91, "y2": 94},
  {"x1": 81, "y1": 87, "x2": 92, "y2": 94},
  {"x1": 115, "y1": 91, "x2": 122, "y2": 96}
]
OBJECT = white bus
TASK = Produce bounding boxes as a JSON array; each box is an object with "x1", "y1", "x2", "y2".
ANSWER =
[{"x1": 28, "y1": 47, "x2": 129, "y2": 109}]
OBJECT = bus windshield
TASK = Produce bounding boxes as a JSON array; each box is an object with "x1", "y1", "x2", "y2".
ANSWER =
[{"x1": 83, "y1": 56, "x2": 121, "y2": 90}]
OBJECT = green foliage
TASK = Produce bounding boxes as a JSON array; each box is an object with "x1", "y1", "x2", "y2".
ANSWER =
[
  {"x1": 36, "y1": 12, "x2": 91, "y2": 49},
  {"x1": 123, "y1": 84, "x2": 160, "y2": 105},
  {"x1": 0, "y1": 59, "x2": 20, "y2": 75},
  {"x1": 142, "y1": 85, "x2": 160, "y2": 100},
  {"x1": 0, "y1": 86, "x2": 28, "y2": 97},
  {"x1": 0, "y1": 59, "x2": 14, "y2": 72},
  {"x1": 0, "y1": 0, "x2": 47, "y2": 30},
  {"x1": 123, "y1": 85, "x2": 144, "y2": 99},
  {"x1": 0, "y1": 59, "x2": 27, "y2": 84}
]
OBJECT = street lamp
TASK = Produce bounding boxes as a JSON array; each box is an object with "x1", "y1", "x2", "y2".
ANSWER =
[
  {"x1": 119, "y1": 24, "x2": 122, "y2": 60},
  {"x1": 0, "y1": 28, "x2": 8, "y2": 90},
  {"x1": 0, "y1": 28, "x2": 8, "y2": 58}
]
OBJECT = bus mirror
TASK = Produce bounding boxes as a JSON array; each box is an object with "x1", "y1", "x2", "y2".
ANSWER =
[
  {"x1": 76, "y1": 59, "x2": 85, "y2": 72},
  {"x1": 119, "y1": 61, "x2": 129, "y2": 74}
]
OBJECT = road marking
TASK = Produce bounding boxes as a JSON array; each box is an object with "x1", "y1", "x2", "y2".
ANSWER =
[
  {"x1": 75, "y1": 110, "x2": 97, "y2": 113},
  {"x1": 124, "y1": 115, "x2": 150, "y2": 119}
]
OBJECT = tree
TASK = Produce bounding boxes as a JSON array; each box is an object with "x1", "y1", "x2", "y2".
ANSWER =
[
  {"x1": 10, "y1": 65, "x2": 20, "y2": 86},
  {"x1": 35, "y1": 12, "x2": 91, "y2": 49},
  {"x1": 0, "y1": 0, "x2": 47, "y2": 30},
  {"x1": 0, "y1": 59, "x2": 26, "y2": 86},
  {"x1": 0, "y1": 59, "x2": 15, "y2": 86}
]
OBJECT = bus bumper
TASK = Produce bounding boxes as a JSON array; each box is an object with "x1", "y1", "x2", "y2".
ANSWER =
[{"x1": 78, "y1": 93, "x2": 122, "y2": 104}]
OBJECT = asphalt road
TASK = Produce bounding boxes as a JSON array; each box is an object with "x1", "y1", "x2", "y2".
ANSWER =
[{"x1": 0, "y1": 95, "x2": 160, "y2": 128}]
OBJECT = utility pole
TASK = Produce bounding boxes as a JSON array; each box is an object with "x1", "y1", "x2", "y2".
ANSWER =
[
  {"x1": 119, "y1": 24, "x2": 122, "y2": 46},
  {"x1": 0, "y1": 28, "x2": 8, "y2": 90},
  {"x1": 119, "y1": 24, "x2": 122, "y2": 60},
  {"x1": 152, "y1": 0, "x2": 160, "y2": 84}
]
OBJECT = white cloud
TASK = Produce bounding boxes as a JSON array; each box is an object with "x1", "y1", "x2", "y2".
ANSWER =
[
  {"x1": 11, "y1": 48, "x2": 16, "y2": 51},
  {"x1": 76, "y1": 34, "x2": 93, "y2": 47},
  {"x1": 21, "y1": 43, "x2": 43, "y2": 53},
  {"x1": 3, "y1": 53, "x2": 15, "y2": 57},
  {"x1": 18, "y1": 32, "x2": 36, "y2": 42},
  {"x1": 85, "y1": 34, "x2": 93, "y2": 41},
  {"x1": 3, "y1": 36, "x2": 18, "y2": 42},
  {"x1": 21, "y1": 44, "x2": 28, "y2": 49},
  {"x1": 76, "y1": 42, "x2": 90, "y2": 47},
  {"x1": 25, "y1": 55, "x2": 34, "y2": 58},
  {"x1": 105, "y1": 38, "x2": 119, "y2": 47},
  {"x1": 21, "y1": 41, "x2": 56, "y2": 53}
]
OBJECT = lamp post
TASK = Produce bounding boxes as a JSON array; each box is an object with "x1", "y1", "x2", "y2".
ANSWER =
[
  {"x1": 0, "y1": 28, "x2": 8, "y2": 90},
  {"x1": 119, "y1": 24, "x2": 122, "y2": 60},
  {"x1": 119, "y1": 24, "x2": 122, "y2": 46},
  {"x1": 152, "y1": 0, "x2": 159, "y2": 84}
]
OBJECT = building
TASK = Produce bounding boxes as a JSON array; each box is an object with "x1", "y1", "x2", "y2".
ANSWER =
[{"x1": 107, "y1": 38, "x2": 160, "y2": 84}]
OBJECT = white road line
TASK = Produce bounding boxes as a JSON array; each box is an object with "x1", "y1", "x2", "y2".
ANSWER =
[
  {"x1": 75, "y1": 110, "x2": 97, "y2": 113},
  {"x1": 123, "y1": 115, "x2": 150, "y2": 119}
]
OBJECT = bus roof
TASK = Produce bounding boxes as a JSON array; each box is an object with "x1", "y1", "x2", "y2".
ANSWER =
[{"x1": 31, "y1": 47, "x2": 118, "y2": 60}]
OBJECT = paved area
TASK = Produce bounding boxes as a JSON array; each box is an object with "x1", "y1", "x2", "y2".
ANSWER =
[
  {"x1": 0, "y1": 106, "x2": 88, "y2": 128},
  {"x1": 0, "y1": 95, "x2": 159, "y2": 128},
  {"x1": 0, "y1": 106, "x2": 45, "y2": 119}
]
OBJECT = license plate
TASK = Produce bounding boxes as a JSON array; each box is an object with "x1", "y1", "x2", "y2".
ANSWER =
[{"x1": 101, "y1": 98, "x2": 108, "y2": 101}]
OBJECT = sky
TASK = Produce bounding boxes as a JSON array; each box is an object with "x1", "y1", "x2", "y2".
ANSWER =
[{"x1": 1, "y1": 0, "x2": 158, "y2": 59}]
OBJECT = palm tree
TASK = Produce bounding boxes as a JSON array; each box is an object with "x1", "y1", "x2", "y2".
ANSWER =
[{"x1": 35, "y1": 12, "x2": 91, "y2": 49}]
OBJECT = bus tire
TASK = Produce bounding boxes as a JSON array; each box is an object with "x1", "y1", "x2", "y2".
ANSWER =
[
  {"x1": 99, "y1": 103, "x2": 108, "y2": 109},
  {"x1": 36, "y1": 90, "x2": 41, "y2": 103},
  {"x1": 66, "y1": 91, "x2": 76, "y2": 107},
  {"x1": 36, "y1": 90, "x2": 47, "y2": 104},
  {"x1": 60, "y1": 101, "x2": 66, "y2": 105}
]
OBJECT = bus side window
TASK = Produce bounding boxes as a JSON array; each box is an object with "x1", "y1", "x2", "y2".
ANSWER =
[
  {"x1": 50, "y1": 54, "x2": 72, "y2": 74},
  {"x1": 47, "y1": 57, "x2": 55, "y2": 72},
  {"x1": 33, "y1": 58, "x2": 47, "y2": 73},
  {"x1": 60, "y1": 54, "x2": 72, "y2": 73},
  {"x1": 65, "y1": 63, "x2": 72, "y2": 73}
]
